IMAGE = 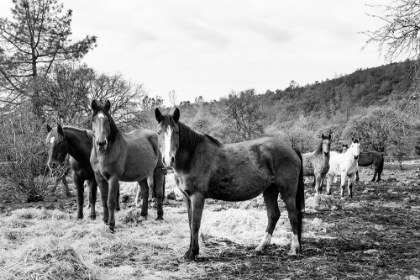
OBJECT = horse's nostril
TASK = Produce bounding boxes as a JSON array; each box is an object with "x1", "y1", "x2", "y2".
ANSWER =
[
  {"x1": 98, "y1": 141, "x2": 106, "y2": 146},
  {"x1": 171, "y1": 157, "x2": 175, "y2": 164}
]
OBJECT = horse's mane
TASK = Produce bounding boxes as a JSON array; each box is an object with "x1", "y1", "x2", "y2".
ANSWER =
[
  {"x1": 63, "y1": 126, "x2": 92, "y2": 138},
  {"x1": 177, "y1": 122, "x2": 222, "y2": 150}
]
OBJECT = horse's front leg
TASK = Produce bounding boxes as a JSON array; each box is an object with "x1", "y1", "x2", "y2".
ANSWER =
[
  {"x1": 138, "y1": 179, "x2": 149, "y2": 219},
  {"x1": 154, "y1": 167, "x2": 165, "y2": 220},
  {"x1": 87, "y1": 178, "x2": 98, "y2": 220},
  {"x1": 314, "y1": 174, "x2": 322, "y2": 195},
  {"x1": 326, "y1": 174, "x2": 333, "y2": 195},
  {"x1": 95, "y1": 173, "x2": 109, "y2": 225},
  {"x1": 340, "y1": 172, "x2": 346, "y2": 199},
  {"x1": 107, "y1": 176, "x2": 120, "y2": 233},
  {"x1": 185, "y1": 192, "x2": 205, "y2": 261},
  {"x1": 348, "y1": 173, "x2": 356, "y2": 198},
  {"x1": 73, "y1": 174, "x2": 85, "y2": 219}
]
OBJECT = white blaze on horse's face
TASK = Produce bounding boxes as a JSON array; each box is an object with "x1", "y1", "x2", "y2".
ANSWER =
[
  {"x1": 161, "y1": 124, "x2": 179, "y2": 167},
  {"x1": 93, "y1": 111, "x2": 109, "y2": 151},
  {"x1": 350, "y1": 141, "x2": 360, "y2": 160}
]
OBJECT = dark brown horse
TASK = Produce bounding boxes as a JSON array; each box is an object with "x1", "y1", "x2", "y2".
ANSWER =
[
  {"x1": 302, "y1": 134, "x2": 331, "y2": 195},
  {"x1": 155, "y1": 108, "x2": 305, "y2": 261},
  {"x1": 356, "y1": 151, "x2": 384, "y2": 182},
  {"x1": 46, "y1": 124, "x2": 99, "y2": 219},
  {"x1": 90, "y1": 100, "x2": 165, "y2": 232}
]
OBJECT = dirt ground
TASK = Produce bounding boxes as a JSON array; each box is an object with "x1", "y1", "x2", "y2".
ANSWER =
[{"x1": 0, "y1": 163, "x2": 419, "y2": 279}]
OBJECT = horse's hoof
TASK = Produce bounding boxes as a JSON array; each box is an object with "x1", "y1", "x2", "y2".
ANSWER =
[
  {"x1": 109, "y1": 222, "x2": 115, "y2": 233},
  {"x1": 155, "y1": 216, "x2": 164, "y2": 221},
  {"x1": 76, "y1": 214, "x2": 83, "y2": 220},
  {"x1": 183, "y1": 251, "x2": 196, "y2": 262},
  {"x1": 255, "y1": 250, "x2": 264, "y2": 256},
  {"x1": 340, "y1": 196, "x2": 346, "y2": 200},
  {"x1": 138, "y1": 215, "x2": 147, "y2": 222},
  {"x1": 89, "y1": 215, "x2": 96, "y2": 220}
]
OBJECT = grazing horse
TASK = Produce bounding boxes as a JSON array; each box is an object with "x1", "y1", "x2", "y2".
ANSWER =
[
  {"x1": 356, "y1": 151, "x2": 384, "y2": 182},
  {"x1": 302, "y1": 134, "x2": 331, "y2": 195},
  {"x1": 155, "y1": 108, "x2": 305, "y2": 261},
  {"x1": 326, "y1": 138, "x2": 361, "y2": 198},
  {"x1": 90, "y1": 100, "x2": 165, "y2": 232},
  {"x1": 46, "y1": 124, "x2": 98, "y2": 219}
]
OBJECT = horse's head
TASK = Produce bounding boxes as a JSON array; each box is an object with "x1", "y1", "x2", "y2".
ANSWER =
[
  {"x1": 321, "y1": 134, "x2": 331, "y2": 156},
  {"x1": 45, "y1": 123, "x2": 68, "y2": 170},
  {"x1": 349, "y1": 138, "x2": 361, "y2": 160},
  {"x1": 91, "y1": 99, "x2": 112, "y2": 151},
  {"x1": 342, "y1": 144, "x2": 349, "y2": 153},
  {"x1": 155, "y1": 107, "x2": 180, "y2": 167}
]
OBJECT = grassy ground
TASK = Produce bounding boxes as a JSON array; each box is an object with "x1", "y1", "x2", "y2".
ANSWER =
[{"x1": 0, "y1": 165, "x2": 420, "y2": 279}]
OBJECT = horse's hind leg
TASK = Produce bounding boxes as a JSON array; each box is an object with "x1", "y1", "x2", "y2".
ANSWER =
[
  {"x1": 284, "y1": 195, "x2": 301, "y2": 255},
  {"x1": 135, "y1": 183, "x2": 141, "y2": 208},
  {"x1": 73, "y1": 174, "x2": 84, "y2": 219},
  {"x1": 255, "y1": 185, "x2": 279, "y2": 253},
  {"x1": 138, "y1": 179, "x2": 149, "y2": 219},
  {"x1": 115, "y1": 186, "x2": 121, "y2": 211}
]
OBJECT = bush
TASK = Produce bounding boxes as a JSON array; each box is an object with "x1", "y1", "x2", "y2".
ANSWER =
[{"x1": 0, "y1": 104, "x2": 50, "y2": 202}]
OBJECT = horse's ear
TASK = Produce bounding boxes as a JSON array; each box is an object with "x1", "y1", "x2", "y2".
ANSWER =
[
  {"x1": 328, "y1": 134, "x2": 331, "y2": 140},
  {"x1": 351, "y1": 137, "x2": 354, "y2": 142},
  {"x1": 46, "y1": 124, "x2": 52, "y2": 133},
  {"x1": 57, "y1": 123, "x2": 64, "y2": 135},
  {"x1": 91, "y1": 99, "x2": 98, "y2": 111},
  {"x1": 173, "y1": 108, "x2": 180, "y2": 123},
  {"x1": 321, "y1": 134, "x2": 325, "y2": 139},
  {"x1": 155, "y1": 108, "x2": 163, "y2": 123},
  {"x1": 104, "y1": 100, "x2": 111, "y2": 112}
]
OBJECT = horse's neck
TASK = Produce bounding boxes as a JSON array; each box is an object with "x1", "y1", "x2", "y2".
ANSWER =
[
  {"x1": 64, "y1": 128, "x2": 92, "y2": 162},
  {"x1": 343, "y1": 149, "x2": 356, "y2": 163},
  {"x1": 175, "y1": 123, "x2": 206, "y2": 171}
]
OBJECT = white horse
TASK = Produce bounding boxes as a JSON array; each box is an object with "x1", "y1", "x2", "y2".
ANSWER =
[{"x1": 327, "y1": 138, "x2": 360, "y2": 199}]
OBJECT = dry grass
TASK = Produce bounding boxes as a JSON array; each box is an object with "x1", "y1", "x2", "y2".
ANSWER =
[{"x1": 0, "y1": 167, "x2": 419, "y2": 279}]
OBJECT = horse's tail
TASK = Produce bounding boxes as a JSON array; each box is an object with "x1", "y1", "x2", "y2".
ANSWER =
[
  {"x1": 377, "y1": 154, "x2": 384, "y2": 180},
  {"x1": 294, "y1": 149, "x2": 305, "y2": 246}
]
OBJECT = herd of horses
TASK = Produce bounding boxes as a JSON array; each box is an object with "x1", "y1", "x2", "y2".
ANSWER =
[{"x1": 45, "y1": 100, "x2": 384, "y2": 261}]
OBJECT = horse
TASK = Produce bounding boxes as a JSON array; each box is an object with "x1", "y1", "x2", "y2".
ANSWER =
[
  {"x1": 90, "y1": 100, "x2": 165, "y2": 232},
  {"x1": 333, "y1": 143, "x2": 349, "y2": 183},
  {"x1": 46, "y1": 124, "x2": 99, "y2": 219},
  {"x1": 155, "y1": 108, "x2": 305, "y2": 261},
  {"x1": 302, "y1": 134, "x2": 331, "y2": 195},
  {"x1": 326, "y1": 138, "x2": 361, "y2": 199},
  {"x1": 356, "y1": 151, "x2": 384, "y2": 182}
]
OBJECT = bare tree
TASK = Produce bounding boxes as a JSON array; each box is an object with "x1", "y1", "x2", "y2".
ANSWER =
[
  {"x1": 363, "y1": 1, "x2": 420, "y2": 61},
  {"x1": 222, "y1": 89, "x2": 265, "y2": 142},
  {"x1": 0, "y1": 0, "x2": 96, "y2": 112}
]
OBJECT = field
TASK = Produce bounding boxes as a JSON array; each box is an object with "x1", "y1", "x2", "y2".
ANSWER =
[{"x1": 1, "y1": 164, "x2": 420, "y2": 280}]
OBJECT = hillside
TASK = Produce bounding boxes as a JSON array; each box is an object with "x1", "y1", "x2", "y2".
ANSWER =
[{"x1": 262, "y1": 59, "x2": 416, "y2": 121}]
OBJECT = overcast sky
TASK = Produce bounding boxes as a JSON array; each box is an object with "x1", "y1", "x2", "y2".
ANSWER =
[{"x1": 0, "y1": 0, "x2": 390, "y2": 104}]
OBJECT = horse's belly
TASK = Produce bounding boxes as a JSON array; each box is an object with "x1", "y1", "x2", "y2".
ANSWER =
[{"x1": 207, "y1": 174, "x2": 269, "y2": 201}]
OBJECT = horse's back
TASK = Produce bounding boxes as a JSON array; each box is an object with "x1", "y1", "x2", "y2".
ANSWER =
[
  {"x1": 120, "y1": 128, "x2": 160, "y2": 180},
  {"x1": 204, "y1": 137, "x2": 301, "y2": 201},
  {"x1": 358, "y1": 151, "x2": 383, "y2": 167}
]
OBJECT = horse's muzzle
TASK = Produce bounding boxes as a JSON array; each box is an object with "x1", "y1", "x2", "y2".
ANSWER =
[
  {"x1": 354, "y1": 155, "x2": 359, "y2": 160},
  {"x1": 162, "y1": 156, "x2": 175, "y2": 168},
  {"x1": 324, "y1": 152, "x2": 329, "y2": 156},
  {"x1": 97, "y1": 140, "x2": 107, "y2": 151}
]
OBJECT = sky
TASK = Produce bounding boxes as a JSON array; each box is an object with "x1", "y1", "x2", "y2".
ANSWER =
[{"x1": 0, "y1": 0, "x2": 390, "y2": 105}]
